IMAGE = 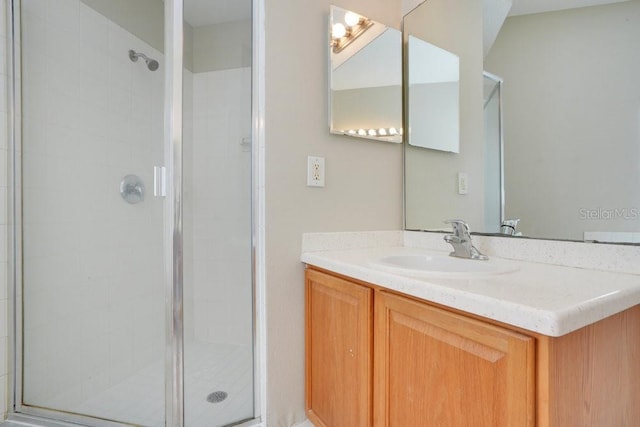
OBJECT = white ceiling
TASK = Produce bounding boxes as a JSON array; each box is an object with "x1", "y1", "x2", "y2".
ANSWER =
[
  {"x1": 509, "y1": 0, "x2": 629, "y2": 16},
  {"x1": 182, "y1": 0, "x2": 251, "y2": 27}
]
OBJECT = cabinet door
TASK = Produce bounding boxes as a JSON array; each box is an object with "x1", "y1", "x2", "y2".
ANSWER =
[
  {"x1": 305, "y1": 269, "x2": 373, "y2": 427},
  {"x1": 374, "y1": 291, "x2": 535, "y2": 427}
]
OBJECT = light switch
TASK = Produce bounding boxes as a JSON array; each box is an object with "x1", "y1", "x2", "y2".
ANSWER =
[{"x1": 458, "y1": 172, "x2": 468, "y2": 195}]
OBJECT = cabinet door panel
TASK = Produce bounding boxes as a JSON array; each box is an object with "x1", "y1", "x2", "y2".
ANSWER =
[
  {"x1": 306, "y1": 269, "x2": 373, "y2": 427},
  {"x1": 374, "y1": 291, "x2": 535, "y2": 427}
]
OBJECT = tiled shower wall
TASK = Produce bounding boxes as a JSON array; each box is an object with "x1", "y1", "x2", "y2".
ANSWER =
[
  {"x1": 19, "y1": 0, "x2": 165, "y2": 412},
  {"x1": 189, "y1": 68, "x2": 252, "y2": 347}
]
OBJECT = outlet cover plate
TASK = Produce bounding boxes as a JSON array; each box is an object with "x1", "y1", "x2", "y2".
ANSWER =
[{"x1": 307, "y1": 156, "x2": 325, "y2": 187}]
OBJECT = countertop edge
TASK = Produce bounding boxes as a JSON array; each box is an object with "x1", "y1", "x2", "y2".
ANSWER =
[{"x1": 301, "y1": 250, "x2": 640, "y2": 337}]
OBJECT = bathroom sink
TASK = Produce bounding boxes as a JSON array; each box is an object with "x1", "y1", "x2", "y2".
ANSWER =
[{"x1": 370, "y1": 253, "x2": 518, "y2": 278}]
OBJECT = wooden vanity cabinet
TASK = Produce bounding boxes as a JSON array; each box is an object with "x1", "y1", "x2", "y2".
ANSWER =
[
  {"x1": 305, "y1": 268, "x2": 373, "y2": 427},
  {"x1": 305, "y1": 267, "x2": 640, "y2": 427},
  {"x1": 374, "y1": 291, "x2": 535, "y2": 426}
]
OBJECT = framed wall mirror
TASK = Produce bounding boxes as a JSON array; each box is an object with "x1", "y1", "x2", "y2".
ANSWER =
[
  {"x1": 329, "y1": 5, "x2": 403, "y2": 143},
  {"x1": 404, "y1": 0, "x2": 640, "y2": 245}
]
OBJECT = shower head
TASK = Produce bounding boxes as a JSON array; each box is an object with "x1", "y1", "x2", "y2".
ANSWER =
[
  {"x1": 129, "y1": 49, "x2": 159, "y2": 71},
  {"x1": 147, "y1": 58, "x2": 159, "y2": 71}
]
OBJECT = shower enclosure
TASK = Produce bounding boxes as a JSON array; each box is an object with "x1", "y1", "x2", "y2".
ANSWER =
[{"x1": 7, "y1": 0, "x2": 260, "y2": 426}]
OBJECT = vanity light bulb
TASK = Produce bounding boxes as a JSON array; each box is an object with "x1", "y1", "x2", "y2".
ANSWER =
[
  {"x1": 357, "y1": 129, "x2": 366, "y2": 136},
  {"x1": 332, "y1": 23, "x2": 347, "y2": 39},
  {"x1": 399, "y1": 128, "x2": 404, "y2": 135},
  {"x1": 368, "y1": 129, "x2": 377, "y2": 136},
  {"x1": 378, "y1": 128, "x2": 387, "y2": 136},
  {"x1": 347, "y1": 129, "x2": 357, "y2": 135},
  {"x1": 388, "y1": 127, "x2": 398, "y2": 135},
  {"x1": 344, "y1": 11, "x2": 361, "y2": 27}
]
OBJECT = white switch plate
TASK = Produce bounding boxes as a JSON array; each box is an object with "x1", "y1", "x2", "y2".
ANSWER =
[
  {"x1": 458, "y1": 172, "x2": 468, "y2": 194},
  {"x1": 307, "y1": 156, "x2": 325, "y2": 187}
]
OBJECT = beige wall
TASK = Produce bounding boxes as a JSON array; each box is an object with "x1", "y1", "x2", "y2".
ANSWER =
[
  {"x1": 484, "y1": 1, "x2": 640, "y2": 240},
  {"x1": 404, "y1": 0, "x2": 485, "y2": 232},
  {"x1": 193, "y1": 20, "x2": 251, "y2": 72},
  {"x1": 264, "y1": 0, "x2": 403, "y2": 424}
]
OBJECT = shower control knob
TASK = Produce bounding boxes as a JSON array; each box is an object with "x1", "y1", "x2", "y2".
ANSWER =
[{"x1": 120, "y1": 174, "x2": 145, "y2": 204}]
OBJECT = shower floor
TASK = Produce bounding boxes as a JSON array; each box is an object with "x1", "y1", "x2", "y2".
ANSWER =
[{"x1": 47, "y1": 341, "x2": 254, "y2": 427}]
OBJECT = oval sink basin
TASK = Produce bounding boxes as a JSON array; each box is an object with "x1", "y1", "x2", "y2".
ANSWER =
[{"x1": 370, "y1": 253, "x2": 518, "y2": 278}]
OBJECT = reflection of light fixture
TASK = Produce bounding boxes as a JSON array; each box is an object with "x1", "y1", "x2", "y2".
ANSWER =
[
  {"x1": 344, "y1": 11, "x2": 360, "y2": 27},
  {"x1": 331, "y1": 11, "x2": 373, "y2": 54},
  {"x1": 332, "y1": 23, "x2": 346, "y2": 39},
  {"x1": 341, "y1": 127, "x2": 403, "y2": 139}
]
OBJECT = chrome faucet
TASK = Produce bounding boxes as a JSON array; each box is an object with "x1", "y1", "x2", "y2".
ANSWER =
[
  {"x1": 500, "y1": 218, "x2": 521, "y2": 236},
  {"x1": 443, "y1": 220, "x2": 488, "y2": 260}
]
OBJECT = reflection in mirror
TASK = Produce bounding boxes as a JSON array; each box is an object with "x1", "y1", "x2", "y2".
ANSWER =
[
  {"x1": 329, "y1": 6, "x2": 403, "y2": 143},
  {"x1": 483, "y1": 72, "x2": 504, "y2": 233},
  {"x1": 403, "y1": 0, "x2": 487, "y2": 233},
  {"x1": 404, "y1": 0, "x2": 640, "y2": 245},
  {"x1": 407, "y1": 36, "x2": 460, "y2": 152},
  {"x1": 485, "y1": 0, "x2": 640, "y2": 243}
]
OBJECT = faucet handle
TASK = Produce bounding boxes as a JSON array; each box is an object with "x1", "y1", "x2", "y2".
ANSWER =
[{"x1": 444, "y1": 219, "x2": 470, "y2": 236}]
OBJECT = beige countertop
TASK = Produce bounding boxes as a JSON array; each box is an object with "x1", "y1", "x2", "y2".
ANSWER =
[{"x1": 301, "y1": 231, "x2": 640, "y2": 336}]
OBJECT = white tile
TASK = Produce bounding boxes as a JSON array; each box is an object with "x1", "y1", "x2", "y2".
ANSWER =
[
  {"x1": 0, "y1": 374, "x2": 7, "y2": 417},
  {"x1": 46, "y1": 0, "x2": 80, "y2": 32},
  {"x1": 45, "y1": 24, "x2": 80, "y2": 66},
  {"x1": 79, "y1": 3, "x2": 109, "y2": 54},
  {"x1": 0, "y1": 299, "x2": 7, "y2": 339},
  {"x1": 0, "y1": 186, "x2": 6, "y2": 225},
  {"x1": 22, "y1": 0, "x2": 46, "y2": 20},
  {"x1": 21, "y1": 12, "x2": 47, "y2": 56},
  {"x1": 0, "y1": 336, "x2": 7, "y2": 377},
  {"x1": 0, "y1": 263, "x2": 6, "y2": 301}
]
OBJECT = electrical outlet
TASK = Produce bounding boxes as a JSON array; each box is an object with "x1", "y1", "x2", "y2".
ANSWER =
[
  {"x1": 458, "y1": 172, "x2": 468, "y2": 195},
  {"x1": 307, "y1": 156, "x2": 325, "y2": 187}
]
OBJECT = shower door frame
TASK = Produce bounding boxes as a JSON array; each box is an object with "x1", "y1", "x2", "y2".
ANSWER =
[
  {"x1": 482, "y1": 71, "x2": 505, "y2": 226},
  {"x1": 5, "y1": 0, "x2": 266, "y2": 426}
]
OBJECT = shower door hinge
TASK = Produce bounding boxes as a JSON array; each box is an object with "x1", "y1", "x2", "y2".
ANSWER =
[{"x1": 154, "y1": 166, "x2": 167, "y2": 197}]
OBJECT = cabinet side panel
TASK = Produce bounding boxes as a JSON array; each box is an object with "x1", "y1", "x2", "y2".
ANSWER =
[
  {"x1": 305, "y1": 269, "x2": 373, "y2": 427},
  {"x1": 548, "y1": 304, "x2": 640, "y2": 426}
]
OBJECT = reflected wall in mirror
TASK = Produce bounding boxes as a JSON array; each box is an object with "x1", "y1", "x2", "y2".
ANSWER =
[
  {"x1": 404, "y1": 0, "x2": 486, "y2": 232},
  {"x1": 404, "y1": 0, "x2": 640, "y2": 245},
  {"x1": 329, "y1": 6, "x2": 403, "y2": 143},
  {"x1": 407, "y1": 36, "x2": 460, "y2": 152}
]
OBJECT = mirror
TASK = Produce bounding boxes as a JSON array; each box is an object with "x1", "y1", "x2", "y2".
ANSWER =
[
  {"x1": 407, "y1": 35, "x2": 460, "y2": 152},
  {"x1": 329, "y1": 6, "x2": 403, "y2": 143},
  {"x1": 404, "y1": 0, "x2": 640, "y2": 245}
]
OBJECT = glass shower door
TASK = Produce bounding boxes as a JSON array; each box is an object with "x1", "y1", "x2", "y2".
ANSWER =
[
  {"x1": 181, "y1": 0, "x2": 255, "y2": 425},
  {"x1": 20, "y1": 0, "x2": 167, "y2": 424},
  {"x1": 16, "y1": 0, "x2": 256, "y2": 425}
]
